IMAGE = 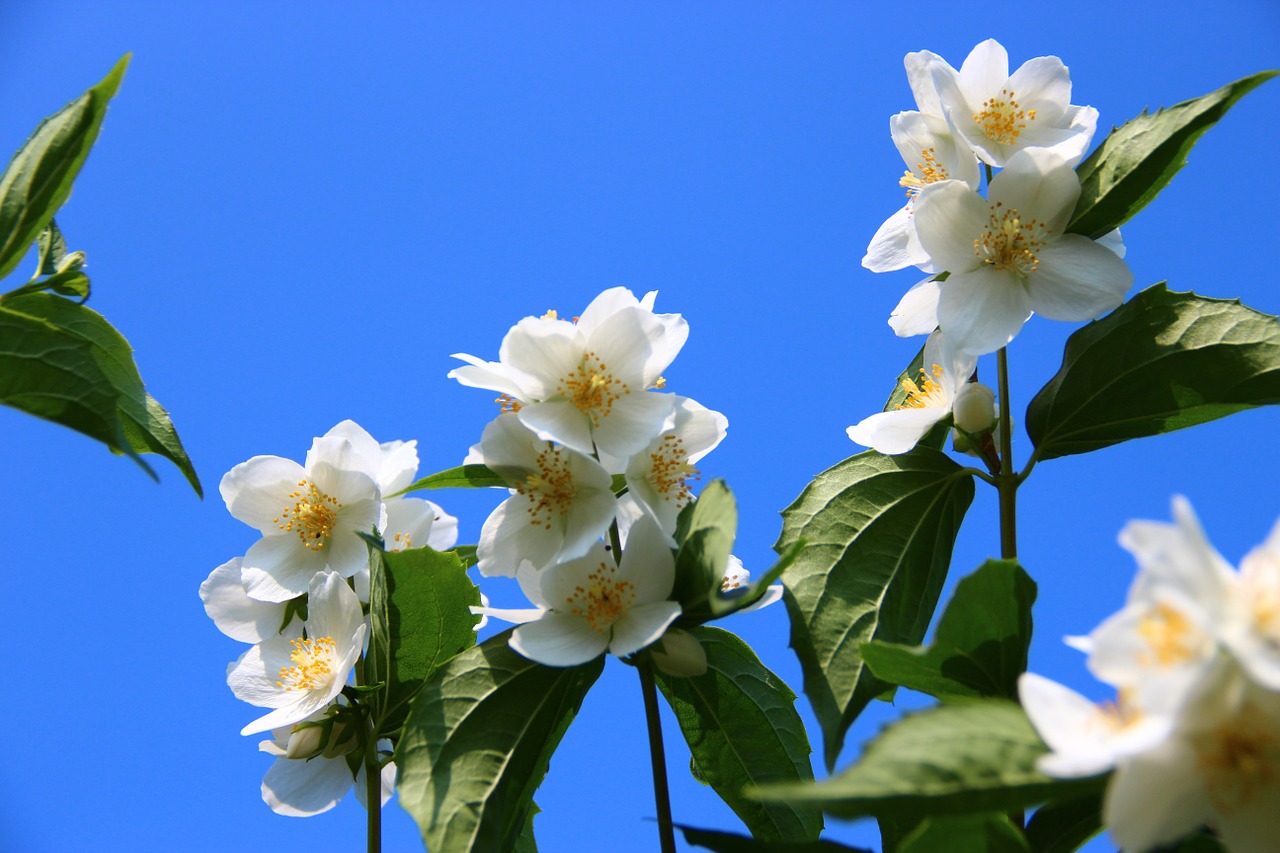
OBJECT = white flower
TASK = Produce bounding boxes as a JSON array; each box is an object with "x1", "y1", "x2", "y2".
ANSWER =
[
  {"x1": 927, "y1": 39, "x2": 1098, "y2": 168},
  {"x1": 318, "y1": 420, "x2": 419, "y2": 497},
  {"x1": 227, "y1": 571, "x2": 367, "y2": 736},
  {"x1": 719, "y1": 555, "x2": 783, "y2": 614},
  {"x1": 259, "y1": 716, "x2": 396, "y2": 817},
  {"x1": 913, "y1": 148, "x2": 1133, "y2": 355},
  {"x1": 888, "y1": 275, "x2": 944, "y2": 337},
  {"x1": 449, "y1": 287, "x2": 687, "y2": 458},
  {"x1": 846, "y1": 331, "x2": 980, "y2": 454},
  {"x1": 509, "y1": 515, "x2": 682, "y2": 666},
  {"x1": 1227, "y1": 520, "x2": 1280, "y2": 690},
  {"x1": 474, "y1": 414, "x2": 617, "y2": 577},
  {"x1": 199, "y1": 557, "x2": 288, "y2": 644},
  {"x1": 623, "y1": 397, "x2": 727, "y2": 538},
  {"x1": 220, "y1": 434, "x2": 382, "y2": 603}
]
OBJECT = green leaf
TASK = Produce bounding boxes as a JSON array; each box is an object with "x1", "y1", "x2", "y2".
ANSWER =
[
  {"x1": 0, "y1": 292, "x2": 200, "y2": 493},
  {"x1": 396, "y1": 631, "x2": 603, "y2": 853},
  {"x1": 654, "y1": 627, "x2": 824, "y2": 843},
  {"x1": 861, "y1": 560, "x2": 1036, "y2": 702},
  {"x1": 1026, "y1": 284, "x2": 1280, "y2": 461},
  {"x1": 1025, "y1": 793, "x2": 1103, "y2": 853},
  {"x1": 0, "y1": 55, "x2": 129, "y2": 281},
  {"x1": 451, "y1": 544, "x2": 479, "y2": 569},
  {"x1": 514, "y1": 802, "x2": 539, "y2": 853},
  {"x1": 36, "y1": 219, "x2": 69, "y2": 277},
  {"x1": 671, "y1": 479, "x2": 737, "y2": 622},
  {"x1": 373, "y1": 545, "x2": 481, "y2": 734},
  {"x1": 394, "y1": 463, "x2": 507, "y2": 494},
  {"x1": 775, "y1": 448, "x2": 975, "y2": 769},
  {"x1": 898, "y1": 814, "x2": 1029, "y2": 853},
  {"x1": 753, "y1": 700, "x2": 1104, "y2": 820},
  {"x1": 1069, "y1": 71, "x2": 1277, "y2": 239},
  {"x1": 677, "y1": 824, "x2": 871, "y2": 853}
]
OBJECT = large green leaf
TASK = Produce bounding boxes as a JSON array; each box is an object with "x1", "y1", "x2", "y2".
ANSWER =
[
  {"x1": 671, "y1": 479, "x2": 737, "y2": 620},
  {"x1": 1068, "y1": 71, "x2": 1277, "y2": 239},
  {"x1": 0, "y1": 292, "x2": 200, "y2": 493},
  {"x1": 396, "y1": 631, "x2": 603, "y2": 853},
  {"x1": 677, "y1": 825, "x2": 870, "y2": 853},
  {"x1": 0, "y1": 56, "x2": 129, "y2": 280},
  {"x1": 369, "y1": 544, "x2": 480, "y2": 734},
  {"x1": 897, "y1": 814, "x2": 1029, "y2": 853},
  {"x1": 1026, "y1": 285, "x2": 1280, "y2": 461},
  {"x1": 775, "y1": 448, "x2": 975, "y2": 769},
  {"x1": 655, "y1": 627, "x2": 823, "y2": 843},
  {"x1": 754, "y1": 700, "x2": 1104, "y2": 820},
  {"x1": 1025, "y1": 793, "x2": 1103, "y2": 853},
  {"x1": 861, "y1": 560, "x2": 1036, "y2": 702},
  {"x1": 394, "y1": 463, "x2": 507, "y2": 494}
]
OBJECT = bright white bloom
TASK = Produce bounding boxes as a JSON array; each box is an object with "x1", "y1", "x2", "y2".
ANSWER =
[
  {"x1": 200, "y1": 557, "x2": 287, "y2": 644},
  {"x1": 1226, "y1": 520, "x2": 1280, "y2": 690},
  {"x1": 913, "y1": 148, "x2": 1133, "y2": 355},
  {"x1": 220, "y1": 434, "x2": 382, "y2": 603},
  {"x1": 319, "y1": 420, "x2": 419, "y2": 498},
  {"x1": 888, "y1": 275, "x2": 943, "y2": 337},
  {"x1": 259, "y1": 716, "x2": 396, "y2": 817},
  {"x1": 846, "y1": 331, "x2": 980, "y2": 454},
  {"x1": 623, "y1": 397, "x2": 727, "y2": 537},
  {"x1": 1104, "y1": 662, "x2": 1280, "y2": 853},
  {"x1": 449, "y1": 287, "x2": 686, "y2": 458},
  {"x1": 720, "y1": 554, "x2": 783, "y2": 614},
  {"x1": 1019, "y1": 672, "x2": 1173, "y2": 779},
  {"x1": 927, "y1": 39, "x2": 1098, "y2": 168},
  {"x1": 228, "y1": 571, "x2": 367, "y2": 736},
  {"x1": 510, "y1": 515, "x2": 682, "y2": 666},
  {"x1": 475, "y1": 414, "x2": 617, "y2": 577}
]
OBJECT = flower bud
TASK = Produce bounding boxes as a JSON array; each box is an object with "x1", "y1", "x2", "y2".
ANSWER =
[
  {"x1": 284, "y1": 723, "x2": 326, "y2": 760},
  {"x1": 651, "y1": 629, "x2": 707, "y2": 677},
  {"x1": 951, "y1": 381, "x2": 997, "y2": 434}
]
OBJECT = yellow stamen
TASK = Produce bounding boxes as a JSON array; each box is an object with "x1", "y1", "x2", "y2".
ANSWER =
[
  {"x1": 276, "y1": 636, "x2": 338, "y2": 691},
  {"x1": 1195, "y1": 703, "x2": 1279, "y2": 813},
  {"x1": 496, "y1": 393, "x2": 523, "y2": 414},
  {"x1": 647, "y1": 434, "x2": 699, "y2": 505},
  {"x1": 565, "y1": 561, "x2": 637, "y2": 633},
  {"x1": 974, "y1": 88, "x2": 1037, "y2": 145},
  {"x1": 896, "y1": 364, "x2": 947, "y2": 410},
  {"x1": 273, "y1": 480, "x2": 342, "y2": 551},
  {"x1": 516, "y1": 444, "x2": 578, "y2": 529},
  {"x1": 973, "y1": 202, "x2": 1048, "y2": 279},
  {"x1": 899, "y1": 147, "x2": 950, "y2": 197},
  {"x1": 1137, "y1": 601, "x2": 1198, "y2": 668},
  {"x1": 558, "y1": 352, "x2": 630, "y2": 427}
]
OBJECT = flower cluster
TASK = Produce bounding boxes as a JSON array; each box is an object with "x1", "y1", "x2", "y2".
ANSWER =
[
  {"x1": 200, "y1": 421, "x2": 457, "y2": 816},
  {"x1": 452, "y1": 287, "x2": 775, "y2": 671},
  {"x1": 1020, "y1": 498, "x2": 1280, "y2": 852},
  {"x1": 850, "y1": 39, "x2": 1134, "y2": 457}
]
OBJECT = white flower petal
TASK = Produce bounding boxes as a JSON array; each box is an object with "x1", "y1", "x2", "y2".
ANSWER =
[
  {"x1": 1004, "y1": 56, "x2": 1072, "y2": 126},
  {"x1": 912, "y1": 180, "x2": 991, "y2": 273},
  {"x1": 888, "y1": 276, "x2": 941, "y2": 337},
  {"x1": 619, "y1": 515, "x2": 676, "y2": 605},
  {"x1": 511, "y1": 613, "x2": 610, "y2": 666},
  {"x1": 1105, "y1": 738, "x2": 1209, "y2": 853},
  {"x1": 610, "y1": 601, "x2": 683, "y2": 659},
  {"x1": 936, "y1": 265, "x2": 1033, "y2": 355},
  {"x1": 518, "y1": 399, "x2": 597, "y2": 456},
  {"x1": 241, "y1": 535, "x2": 328, "y2": 603},
  {"x1": 262, "y1": 752, "x2": 354, "y2": 817},
  {"x1": 864, "y1": 204, "x2": 928, "y2": 273},
  {"x1": 221, "y1": 456, "x2": 307, "y2": 532},
  {"x1": 847, "y1": 407, "x2": 945, "y2": 455},
  {"x1": 200, "y1": 557, "x2": 285, "y2": 644},
  {"x1": 1025, "y1": 237, "x2": 1133, "y2": 321},
  {"x1": 988, "y1": 149, "x2": 1080, "y2": 234}
]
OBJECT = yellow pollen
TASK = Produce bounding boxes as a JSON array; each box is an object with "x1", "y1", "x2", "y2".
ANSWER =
[
  {"x1": 391, "y1": 532, "x2": 413, "y2": 551},
  {"x1": 974, "y1": 88, "x2": 1037, "y2": 145},
  {"x1": 557, "y1": 352, "x2": 630, "y2": 426},
  {"x1": 276, "y1": 635, "x2": 338, "y2": 691},
  {"x1": 565, "y1": 561, "x2": 637, "y2": 633},
  {"x1": 1195, "y1": 703, "x2": 1280, "y2": 813},
  {"x1": 899, "y1": 147, "x2": 950, "y2": 197},
  {"x1": 721, "y1": 572, "x2": 747, "y2": 592},
  {"x1": 648, "y1": 434, "x2": 699, "y2": 504},
  {"x1": 1137, "y1": 602, "x2": 1197, "y2": 668},
  {"x1": 272, "y1": 480, "x2": 342, "y2": 551},
  {"x1": 896, "y1": 364, "x2": 947, "y2": 410},
  {"x1": 516, "y1": 444, "x2": 577, "y2": 529},
  {"x1": 652, "y1": 376, "x2": 667, "y2": 389},
  {"x1": 1095, "y1": 690, "x2": 1143, "y2": 734},
  {"x1": 496, "y1": 393, "x2": 524, "y2": 414},
  {"x1": 973, "y1": 202, "x2": 1048, "y2": 278},
  {"x1": 541, "y1": 309, "x2": 559, "y2": 320}
]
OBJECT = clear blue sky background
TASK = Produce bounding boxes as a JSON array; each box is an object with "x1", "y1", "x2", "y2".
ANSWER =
[{"x1": 1, "y1": 3, "x2": 1277, "y2": 851}]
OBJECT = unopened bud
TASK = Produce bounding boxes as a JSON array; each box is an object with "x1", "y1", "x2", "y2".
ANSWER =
[
  {"x1": 321, "y1": 718, "x2": 359, "y2": 759},
  {"x1": 951, "y1": 382, "x2": 997, "y2": 434},
  {"x1": 651, "y1": 629, "x2": 707, "y2": 677},
  {"x1": 284, "y1": 723, "x2": 326, "y2": 760}
]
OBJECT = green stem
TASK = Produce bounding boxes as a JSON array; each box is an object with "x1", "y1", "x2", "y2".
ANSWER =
[
  {"x1": 638, "y1": 655, "x2": 677, "y2": 853},
  {"x1": 996, "y1": 347, "x2": 1017, "y2": 561},
  {"x1": 364, "y1": 718, "x2": 382, "y2": 853}
]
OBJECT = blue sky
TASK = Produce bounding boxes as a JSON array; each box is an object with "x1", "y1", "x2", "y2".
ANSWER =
[{"x1": 0, "y1": 3, "x2": 1277, "y2": 851}]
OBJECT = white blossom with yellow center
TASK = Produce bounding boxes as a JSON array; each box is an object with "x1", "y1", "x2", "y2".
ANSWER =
[
  {"x1": 448, "y1": 287, "x2": 687, "y2": 458},
  {"x1": 220, "y1": 432, "x2": 383, "y2": 603},
  {"x1": 228, "y1": 571, "x2": 366, "y2": 737},
  {"x1": 624, "y1": 396, "x2": 727, "y2": 538},
  {"x1": 473, "y1": 413, "x2": 617, "y2": 577},
  {"x1": 912, "y1": 148, "x2": 1133, "y2": 355},
  {"x1": 846, "y1": 330, "x2": 988, "y2": 455},
  {"x1": 924, "y1": 38, "x2": 1098, "y2": 168},
  {"x1": 508, "y1": 515, "x2": 682, "y2": 667}
]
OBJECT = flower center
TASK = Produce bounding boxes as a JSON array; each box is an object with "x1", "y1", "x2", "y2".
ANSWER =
[
  {"x1": 974, "y1": 202, "x2": 1048, "y2": 279},
  {"x1": 495, "y1": 394, "x2": 523, "y2": 414},
  {"x1": 648, "y1": 434, "x2": 699, "y2": 504},
  {"x1": 565, "y1": 561, "x2": 637, "y2": 633},
  {"x1": 558, "y1": 352, "x2": 630, "y2": 427},
  {"x1": 974, "y1": 88, "x2": 1037, "y2": 145},
  {"x1": 391, "y1": 532, "x2": 413, "y2": 551},
  {"x1": 899, "y1": 147, "x2": 950, "y2": 197},
  {"x1": 896, "y1": 364, "x2": 947, "y2": 410},
  {"x1": 274, "y1": 480, "x2": 343, "y2": 551},
  {"x1": 516, "y1": 444, "x2": 577, "y2": 529},
  {"x1": 1136, "y1": 601, "x2": 1200, "y2": 668},
  {"x1": 1195, "y1": 703, "x2": 1280, "y2": 814},
  {"x1": 277, "y1": 635, "x2": 338, "y2": 691}
]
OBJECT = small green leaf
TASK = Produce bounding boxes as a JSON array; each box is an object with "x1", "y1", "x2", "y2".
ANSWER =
[
  {"x1": 0, "y1": 55, "x2": 129, "y2": 281},
  {"x1": 0, "y1": 292, "x2": 200, "y2": 493},
  {"x1": 671, "y1": 480, "x2": 737, "y2": 622},
  {"x1": 775, "y1": 448, "x2": 975, "y2": 770},
  {"x1": 753, "y1": 700, "x2": 1104, "y2": 820},
  {"x1": 450, "y1": 544, "x2": 479, "y2": 569},
  {"x1": 394, "y1": 463, "x2": 507, "y2": 494},
  {"x1": 898, "y1": 814, "x2": 1029, "y2": 853},
  {"x1": 36, "y1": 219, "x2": 69, "y2": 277},
  {"x1": 1025, "y1": 793, "x2": 1103, "y2": 853},
  {"x1": 1069, "y1": 71, "x2": 1277, "y2": 239},
  {"x1": 1026, "y1": 284, "x2": 1280, "y2": 461},
  {"x1": 396, "y1": 632, "x2": 603, "y2": 853},
  {"x1": 677, "y1": 824, "x2": 871, "y2": 853},
  {"x1": 861, "y1": 560, "x2": 1036, "y2": 702},
  {"x1": 374, "y1": 545, "x2": 481, "y2": 734},
  {"x1": 655, "y1": 627, "x2": 823, "y2": 843},
  {"x1": 513, "y1": 802, "x2": 539, "y2": 853}
]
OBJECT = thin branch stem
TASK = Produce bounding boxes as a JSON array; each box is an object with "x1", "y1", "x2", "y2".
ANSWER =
[
  {"x1": 996, "y1": 347, "x2": 1017, "y2": 561},
  {"x1": 638, "y1": 655, "x2": 677, "y2": 853},
  {"x1": 957, "y1": 465, "x2": 998, "y2": 487}
]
